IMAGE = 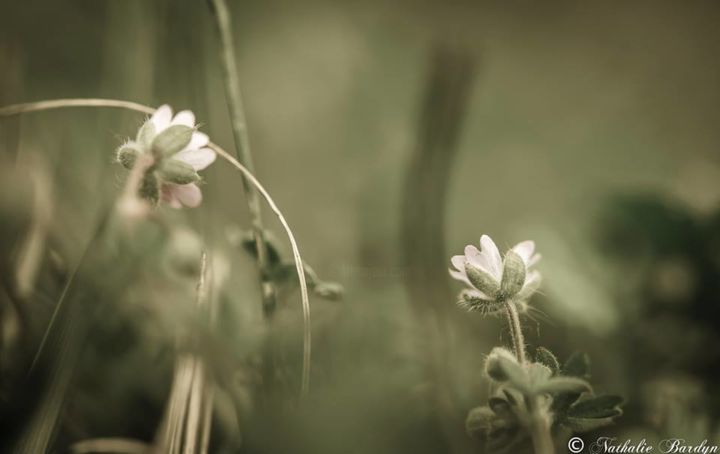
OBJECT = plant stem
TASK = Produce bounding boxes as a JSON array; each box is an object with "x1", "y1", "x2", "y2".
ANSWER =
[
  {"x1": 206, "y1": 0, "x2": 277, "y2": 317},
  {"x1": 526, "y1": 396, "x2": 555, "y2": 454},
  {"x1": 503, "y1": 300, "x2": 526, "y2": 364}
]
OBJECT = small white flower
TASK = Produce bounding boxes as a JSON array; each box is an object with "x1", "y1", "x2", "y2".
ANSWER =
[
  {"x1": 116, "y1": 104, "x2": 217, "y2": 209},
  {"x1": 449, "y1": 234, "x2": 541, "y2": 312}
]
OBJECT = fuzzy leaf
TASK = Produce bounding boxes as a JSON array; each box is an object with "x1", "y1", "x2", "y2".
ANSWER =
[
  {"x1": 535, "y1": 377, "x2": 591, "y2": 395},
  {"x1": 562, "y1": 416, "x2": 616, "y2": 433},
  {"x1": 535, "y1": 347, "x2": 560, "y2": 375},
  {"x1": 568, "y1": 395, "x2": 623, "y2": 419},
  {"x1": 151, "y1": 125, "x2": 193, "y2": 158},
  {"x1": 563, "y1": 352, "x2": 590, "y2": 379}
]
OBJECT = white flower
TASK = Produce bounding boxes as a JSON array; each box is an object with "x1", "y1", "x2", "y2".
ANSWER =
[
  {"x1": 449, "y1": 234, "x2": 541, "y2": 312},
  {"x1": 116, "y1": 104, "x2": 217, "y2": 209}
]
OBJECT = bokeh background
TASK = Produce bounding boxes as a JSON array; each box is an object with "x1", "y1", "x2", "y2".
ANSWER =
[{"x1": 2, "y1": 1, "x2": 720, "y2": 452}]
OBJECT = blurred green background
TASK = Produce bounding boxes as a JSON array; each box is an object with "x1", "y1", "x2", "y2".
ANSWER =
[{"x1": 2, "y1": 1, "x2": 720, "y2": 453}]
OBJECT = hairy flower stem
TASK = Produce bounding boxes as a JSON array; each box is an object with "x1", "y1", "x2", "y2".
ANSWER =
[
  {"x1": 526, "y1": 396, "x2": 555, "y2": 454},
  {"x1": 503, "y1": 300, "x2": 526, "y2": 364},
  {"x1": 207, "y1": 0, "x2": 277, "y2": 317}
]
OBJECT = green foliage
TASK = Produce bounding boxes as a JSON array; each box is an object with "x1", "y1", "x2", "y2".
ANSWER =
[
  {"x1": 233, "y1": 228, "x2": 344, "y2": 302},
  {"x1": 468, "y1": 348, "x2": 624, "y2": 452},
  {"x1": 535, "y1": 347, "x2": 560, "y2": 374}
]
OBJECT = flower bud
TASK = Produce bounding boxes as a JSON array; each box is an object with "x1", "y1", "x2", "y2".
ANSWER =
[
  {"x1": 500, "y1": 250, "x2": 526, "y2": 299},
  {"x1": 485, "y1": 347, "x2": 520, "y2": 382},
  {"x1": 157, "y1": 159, "x2": 200, "y2": 185},
  {"x1": 465, "y1": 263, "x2": 500, "y2": 298},
  {"x1": 151, "y1": 125, "x2": 194, "y2": 158},
  {"x1": 117, "y1": 143, "x2": 140, "y2": 169}
]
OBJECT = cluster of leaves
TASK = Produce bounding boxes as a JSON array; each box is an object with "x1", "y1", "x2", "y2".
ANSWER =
[
  {"x1": 466, "y1": 347, "x2": 623, "y2": 453},
  {"x1": 231, "y1": 228, "x2": 344, "y2": 301}
]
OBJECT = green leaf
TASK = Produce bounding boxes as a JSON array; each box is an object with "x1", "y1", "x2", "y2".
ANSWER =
[
  {"x1": 157, "y1": 159, "x2": 200, "y2": 185},
  {"x1": 238, "y1": 230, "x2": 283, "y2": 267},
  {"x1": 535, "y1": 376, "x2": 591, "y2": 395},
  {"x1": 562, "y1": 416, "x2": 616, "y2": 433},
  {"x1": 568, "y1": 395, "x2": 623, "y2": 419},
  {"x1": 500, "y1": 250, "x2": 526, "y2": 298},
  {"x1": 535, "y1": 347, "x2": 560, "y2": 374},
  {"x1": 552, "y1": 392, "x2": 582, "y2": 414},
  {"x1": 151, "y1": 125, "x2": 193, "y2": 158},
  {"x1": 563, "y1": 352, "x2": 590, "y2": 379}
]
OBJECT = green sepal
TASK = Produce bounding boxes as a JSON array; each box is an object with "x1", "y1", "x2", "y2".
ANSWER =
[
  {"x1": 151, "y1": 125, "x2": 193, "y2": 158},
  {"x1": 136, "y1": 120, "x2": 156, "y2": 149},
  {"x1": 465, "y1": 263, "x2": 500, "y2": 298},
  {"x1": 157, "y1": 159, "x2": 200, "y2": 185},
  {"x1": 500, "y1": 250, "x2": 526, "y2": 299}
]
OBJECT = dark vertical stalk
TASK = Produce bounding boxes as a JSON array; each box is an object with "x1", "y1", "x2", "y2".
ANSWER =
[
  {"x1": 401, "y1": 46, "x2": 478, "y2": 453},
  {"x1": 206, "y1": 0, "x2": 277, "y2": 318}
]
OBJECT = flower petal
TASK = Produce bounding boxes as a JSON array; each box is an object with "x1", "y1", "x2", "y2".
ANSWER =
[
  {"x1": 480, "y1": 235, "x2": 503, "y2": 279},
  {"x1": 186, "y1": 131, "x2": 209, "y2": 150},
  {"x1": 466, "y1": 244, "x2": 501, "y2": 281},
  {"x1": 528, "y1": 253, "x2": 542, "y2": 268},
  {"x1": 450, "y1": 255, "x2": 466, "y2": 272},
  {"x1": 160, "y1": 184, "x2": 183, "y2": 209},
  {"x1": 174, "y1": 183, "x2": 203, "y2": 208},
  {"x1": 171, "y1": 110, "x2": 195, "y2": 127},
  {"x1": 151, "y1": 105, "x2": 172, "y2": 132},
  {"x1": 512, "y1": 240, "x2": 535, "y2": 265},
  {"x1": 449, "y1": 268, "x2": 471, "y2": 286},
  {"x1": 174, "y1": 147, "x2": 217, "y2": 171},
  {"x1": 517, "y1": 270, "x2": 542, "y2": 300}
]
